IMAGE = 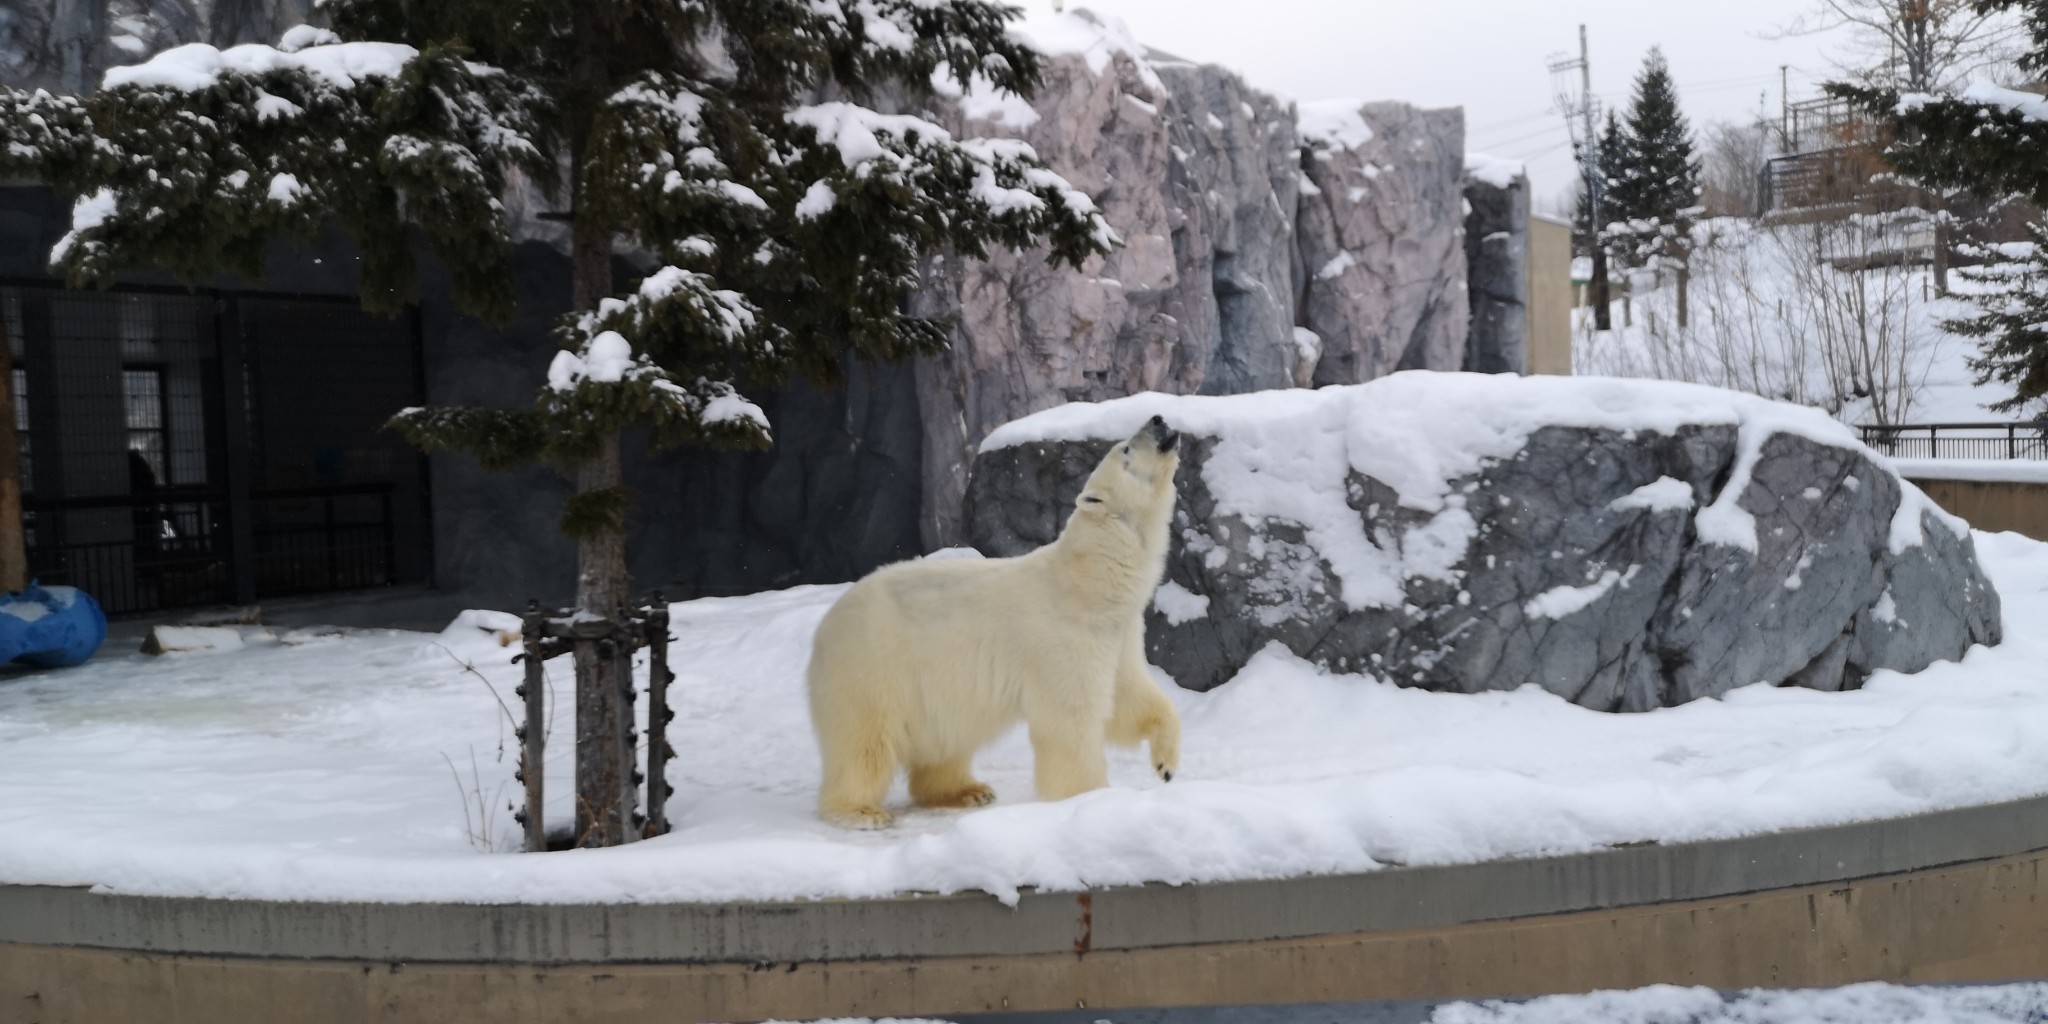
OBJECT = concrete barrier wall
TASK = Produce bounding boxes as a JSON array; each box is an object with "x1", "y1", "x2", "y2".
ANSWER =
[
  {"x1": 1905, "y1": 477, "x2": 2048, "y2": 542},
  {"x1": 7, "y1": 795, "x2": 2048, "y2": 1022},
  {"x1": 1526, "y1": 214, "x2": 1573, "y2": 375}
]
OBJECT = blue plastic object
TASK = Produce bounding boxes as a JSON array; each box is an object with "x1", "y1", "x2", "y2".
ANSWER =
[{"x1": 0, "y1": 582, "x2": 108, "y2": 668}]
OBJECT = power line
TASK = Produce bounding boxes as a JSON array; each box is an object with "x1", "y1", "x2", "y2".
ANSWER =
[{"x1": 1473, "y1": 121, "x2": 1567, "y2": 150}]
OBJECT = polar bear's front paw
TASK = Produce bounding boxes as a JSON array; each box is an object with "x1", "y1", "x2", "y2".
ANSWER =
[
  {"x1": 823, "y1": 806, "x2": 895, "y2": 830},
  {"x1": 1156, "y1": 762, "x2": 1174, "y2": 782}
]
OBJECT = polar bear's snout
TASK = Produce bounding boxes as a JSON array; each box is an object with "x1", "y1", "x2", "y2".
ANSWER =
[{"x1": 1140, "y1": 414, "x2": 1178, "y2": 453}]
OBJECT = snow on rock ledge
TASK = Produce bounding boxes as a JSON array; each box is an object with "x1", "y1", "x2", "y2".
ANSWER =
[{"x1": 965, "y1": 374, "x2": 2002, "y2": 708}]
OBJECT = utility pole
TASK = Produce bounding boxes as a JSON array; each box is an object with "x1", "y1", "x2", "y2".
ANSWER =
[
  {"x1": 1780, "y1": 64, "x2": 1790, "y2": 151},
  {"x1": 1550, "y1": 24, "x2": 1610, "y2": 331}
]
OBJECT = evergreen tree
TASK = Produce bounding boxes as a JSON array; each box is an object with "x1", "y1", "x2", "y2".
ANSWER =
[
  {"x1": 1941, "y1": 229, "x2": 2048, "y2": 412},
  {"x1": 1, "y1": 2, "x2": 1113, "y2": 846},
  {"x1": 1835, "y1": 0, "x2": 2048, "y2": 407},
  {"x1": 1605, "y1": 48, "x2": 1702, "y2": 267}
]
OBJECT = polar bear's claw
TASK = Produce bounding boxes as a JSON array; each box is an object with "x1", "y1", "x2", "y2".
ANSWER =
[{"x1": 1159, "y1": 766, "x2": 1173, "y2": 782}]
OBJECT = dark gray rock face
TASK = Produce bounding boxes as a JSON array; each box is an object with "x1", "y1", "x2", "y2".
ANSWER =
[
  {"x1": 1463, "y1": 159, "x2": 1528, "y2": 374},
  {"x1": 965, "y1": 399, "x2": 2002, "y2": 709}
]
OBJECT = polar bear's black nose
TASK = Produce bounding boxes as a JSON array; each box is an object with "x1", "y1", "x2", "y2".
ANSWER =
[{"x1": 1145, "y1": 415, "x2": 1179, "y2": 452}]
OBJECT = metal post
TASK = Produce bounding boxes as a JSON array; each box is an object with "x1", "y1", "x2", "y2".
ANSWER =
[
  {"x1": 615, "y1": 608, "x2": 642, "y2": 844},
  {"x1": 516, "y1": 599, "x2": 547, "y2": 853},
  {"x1": 644, "y1": 593, "x2": 673, "y2": 839}
]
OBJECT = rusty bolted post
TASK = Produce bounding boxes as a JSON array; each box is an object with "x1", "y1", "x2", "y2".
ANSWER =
[
  {"x1": 611, "y1": 613, "x2": 644, "y2": 845},
  {"x1": 643, "y1": 592, "x2": 674, "y2": 839},
  {"x1": 515, "y1": 599, "x2": 548, "y2": 853}
]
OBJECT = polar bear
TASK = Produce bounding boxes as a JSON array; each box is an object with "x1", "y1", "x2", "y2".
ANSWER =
[{"x1": 806, "y1": 416, "x2": 1186, "y2": 829}]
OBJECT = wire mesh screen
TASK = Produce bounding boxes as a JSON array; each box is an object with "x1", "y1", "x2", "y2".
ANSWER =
[{"x1": 3, "y1": 282, "x2": 428, "y2": 615}]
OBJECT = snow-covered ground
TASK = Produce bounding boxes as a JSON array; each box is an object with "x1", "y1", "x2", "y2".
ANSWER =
[
  {"x1": 1431, "y1": 981, "x2": 2048, "y2": 1024},
  {"x1": 0, "y1": 525, "x2": 2045, "y2": 906},
  {"x1": 785, "y1": 981, "x2": 2048, "y2": 1023}
]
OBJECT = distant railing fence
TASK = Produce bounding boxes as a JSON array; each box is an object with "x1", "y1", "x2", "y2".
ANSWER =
[{"x1": 1859, "y1": 422, "x2": 2048, "y2": 461}]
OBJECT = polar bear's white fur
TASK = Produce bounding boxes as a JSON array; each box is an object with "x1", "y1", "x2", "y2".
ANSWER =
[{"x1": 806, "y1": 417, "x2": 1185, "y2": 829}]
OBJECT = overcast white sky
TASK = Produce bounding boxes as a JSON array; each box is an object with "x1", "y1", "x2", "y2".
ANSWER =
[{"x1": 1050, "y1": 0, "x2": 1855, "y2": 213}]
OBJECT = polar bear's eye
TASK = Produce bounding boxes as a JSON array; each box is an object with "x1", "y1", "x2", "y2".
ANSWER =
[{"x1": 1081, "y1": 495, "x2": 1103, "y2": 504}]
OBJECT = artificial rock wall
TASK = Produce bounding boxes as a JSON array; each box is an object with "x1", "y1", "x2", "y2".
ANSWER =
[{"x1": 1, "y1": 9, "x2": 1484, "y2": 606}]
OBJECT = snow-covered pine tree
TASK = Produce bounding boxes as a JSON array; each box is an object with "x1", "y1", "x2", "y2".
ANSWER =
[
  {"x1": 1834, "y1": 0, "x2": 2048, "y2": 407},
  {"x1": 1941, "y1": 228, "x2": 2048, "y2": 412},
  {"x1": 1602, "y1": 48, "x2": 1701, "y2": 325},
  {"x1": 1606, "y1": 48, "x2": 1702, "y2": 263},
  {"x1": 3, "y1": 1, "x2": 1114, "y2": 847}
]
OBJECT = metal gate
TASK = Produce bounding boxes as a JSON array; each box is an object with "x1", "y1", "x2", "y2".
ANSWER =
[{"x1": 2, "y1": 280, "x2": 431, "y2": 615}]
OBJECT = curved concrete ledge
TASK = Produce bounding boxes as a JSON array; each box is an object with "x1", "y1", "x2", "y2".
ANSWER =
[
  {"x1": 6, "y1": 797, "x2": 2048, "y2": 1022},
  {"x1": 5, "y1": 793, "x2": 2048, "y2": 965}
]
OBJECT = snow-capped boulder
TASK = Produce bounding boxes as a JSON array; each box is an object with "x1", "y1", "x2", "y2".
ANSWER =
[
  {"x1": 1296, "y1": 100, "x2": 1469, "y2": 385},
  {"x1": 964, "y1": 374, "x2": 2002, "y2": 709}
]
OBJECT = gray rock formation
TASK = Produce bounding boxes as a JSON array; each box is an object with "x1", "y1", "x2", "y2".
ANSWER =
[
  {"x1": 909, "y1": 30, "x2": 1309, "y2": 548},
  {"x1": 1463, "y1": 156, "x2": 1528, "y2": 374},
  {"x1": 965, "y1": 387, "x2": 2002, "y2": 709},
  {"x1": 1296, "y1": 101, "x2": 1469, "y2": 385}
]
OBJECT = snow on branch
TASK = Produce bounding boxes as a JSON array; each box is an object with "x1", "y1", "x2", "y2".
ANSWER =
[
  {"x1": 564, "y1": 265, "x2": 779, "y2": 377},
  {"x1": 538, "y1": 326, "x2": 771, "y2": 457},
  {"x1": 17, "y1": 35, "x2": 544, "y2": 321}
]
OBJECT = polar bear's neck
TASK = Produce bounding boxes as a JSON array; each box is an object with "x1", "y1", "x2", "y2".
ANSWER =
[{"x1": 1044, "y1": 508, "x2": 1171, "y2": 614}]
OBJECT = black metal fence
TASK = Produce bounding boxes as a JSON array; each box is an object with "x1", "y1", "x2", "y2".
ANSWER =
[
  {"x1": 4, "y1": 278, "x2": 429, "y2": 616},
  {"x1": 1859, "y1": 422, "x2": 2048, "y2": 460},
  {"x1": 23, "y1": 485, "x2": 401, "y2": 615}
]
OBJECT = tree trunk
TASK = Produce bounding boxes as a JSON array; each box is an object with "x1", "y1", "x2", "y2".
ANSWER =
[
  {"x1": 1591, "y1": 243, "x2": 1612, "y2": 332},
  {"x1": 568, "y1": 164, "x2": 637, "y2": 847},
  {"x1": 1676, "y1": 262, "x2": 1690, "y2": 330},
  {"x1": 0, "y1": 315, "x2": 26, "y2": 592}
]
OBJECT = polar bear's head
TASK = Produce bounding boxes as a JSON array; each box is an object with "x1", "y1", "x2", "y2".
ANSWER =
[{"x1": 1071, "y1": 415, "x2": 1180, "y2": 539}]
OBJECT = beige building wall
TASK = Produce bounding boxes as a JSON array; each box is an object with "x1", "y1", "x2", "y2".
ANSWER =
[{"x1": 1527, "y1": 213, "x2": 1573, "y2": 374}]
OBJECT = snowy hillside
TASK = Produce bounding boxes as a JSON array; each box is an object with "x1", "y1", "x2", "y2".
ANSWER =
[
  {"x1": 0, "y1": 526, "x2": 2043, "y2": 905},
  {"x1": 1575, "y1": 216, "x2": 2024, "y2": 424}
]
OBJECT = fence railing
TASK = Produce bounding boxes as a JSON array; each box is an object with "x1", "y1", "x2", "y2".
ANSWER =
[
  {"x1": 23, "y1": 483, "x2": 399, "y2": 615},
  {"x1": 1859, "y1": 422, "x2": 2048, "y2": 461}
]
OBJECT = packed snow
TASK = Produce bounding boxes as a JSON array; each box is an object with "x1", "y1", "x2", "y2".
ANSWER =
[
  {"x1": 1465, "y1": 153, "x2": 1525, "y2": 189},
  {"x1": 1890, "y1": 457, "x2": 2048, "y2": 484},
  {"x1": 1297, "y1": 100, "x2": 1377, "y2": 151},
  {"x1": 0, "y1": 522, "x2": 2043, "y2": 905},
  {"x1": 1430, "y1": 982, "x2": 2048, "y2": 1024},
  {"x1": 1009, "y1": 8, "x2": 1165, "y2": 91},
  {"x1": 771, "y1": 981, "x2": 2048, "y2": 1023}
]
